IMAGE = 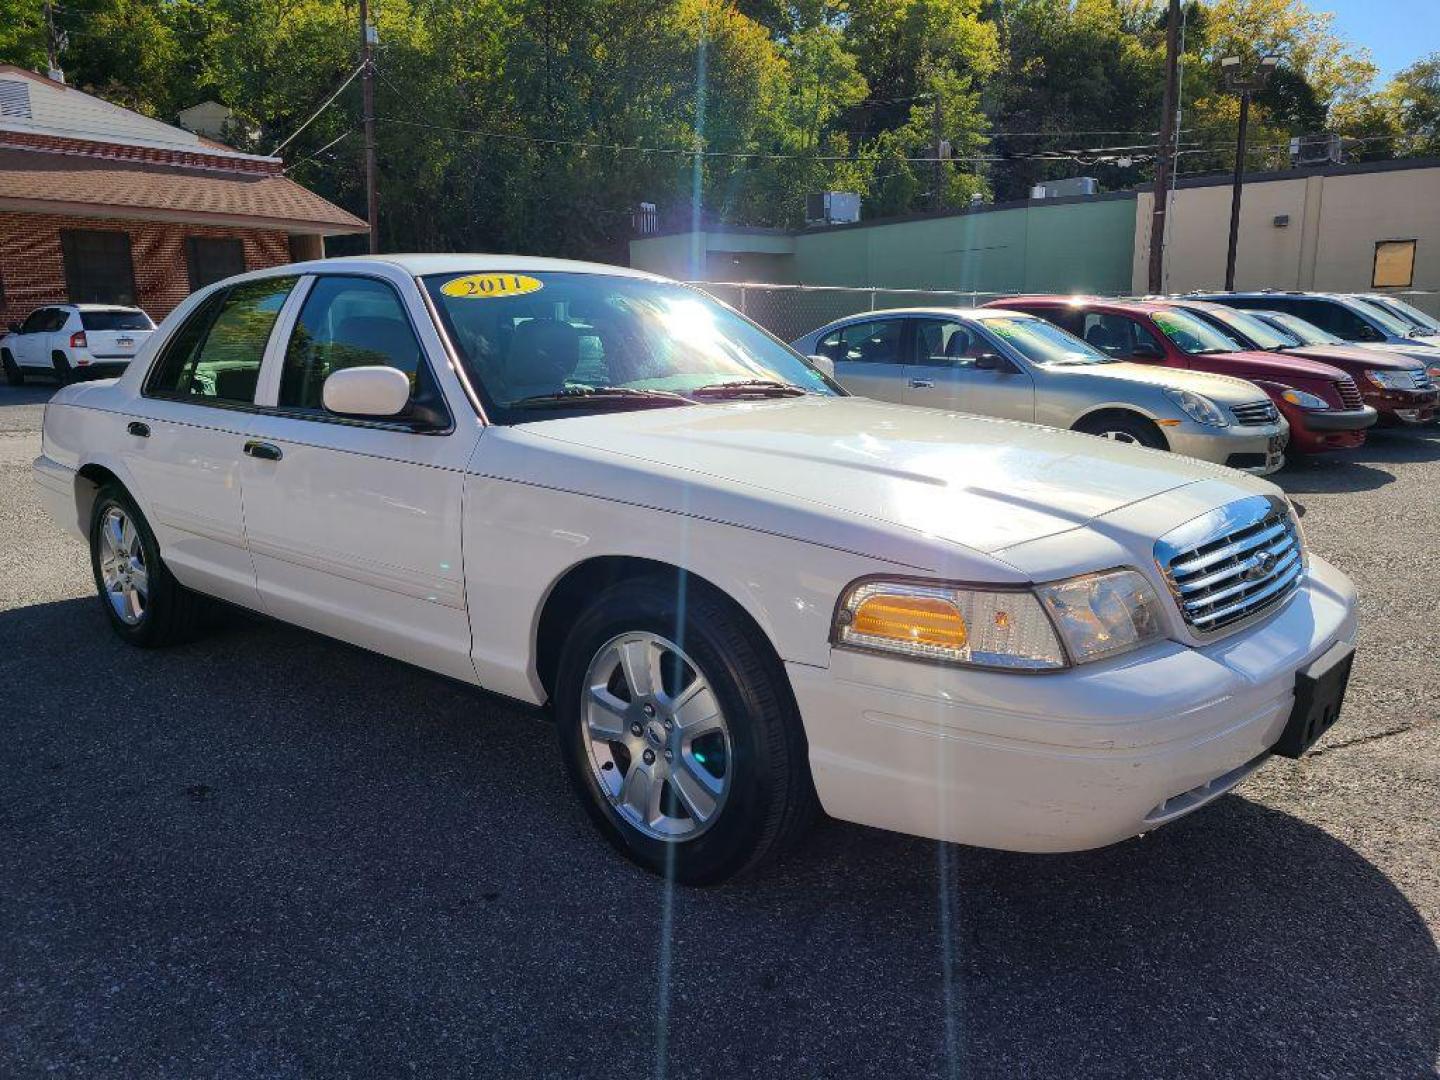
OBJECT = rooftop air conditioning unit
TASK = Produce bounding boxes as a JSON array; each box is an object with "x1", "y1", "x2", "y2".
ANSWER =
[
  {"x1": 1289, "y1": 134, "x2": 1342, "y2": 166},
  {"x1": 805, "y1": 191, "x2": 861, "y2": 226},
  {"x1": 1030, "y1": 177, "x2": 1099, "y2": 200}
]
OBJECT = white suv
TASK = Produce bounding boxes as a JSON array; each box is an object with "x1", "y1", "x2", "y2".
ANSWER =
[{"x1": 2, "y1": 304, "x2": 155, "y2": 385}]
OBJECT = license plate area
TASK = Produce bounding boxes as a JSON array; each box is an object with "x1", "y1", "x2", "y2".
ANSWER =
[{"x1": 1273, "y1": 641, "x2": 1354, "y2": 758}]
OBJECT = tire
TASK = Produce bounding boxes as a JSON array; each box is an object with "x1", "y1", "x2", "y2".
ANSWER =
[
  {"x1": 1, "y1": 349, "x2": 21, "y2": 387},
  {"x1": 554, "y1": 574, "x2": 817, "y2": 885},
  {"x1": 88, "y1": 483, "x2": 206, "y2": 647},
  {"x1": 1075, "y1": 412, "x2": 1167, "y2": 450},
  {"x1": 52, "y1": 351, "x2": 73, "y2": 385}
]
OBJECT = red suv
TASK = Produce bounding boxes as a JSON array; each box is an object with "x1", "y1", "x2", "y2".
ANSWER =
[
  {"x1": 988, "y1": 297, "x2": 1376, "y2": 454},
  {"x1": 1162, "y1": 298, "x2": 1438, "y2": 426}
]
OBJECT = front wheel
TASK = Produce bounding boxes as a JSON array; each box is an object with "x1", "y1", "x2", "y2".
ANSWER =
[
  {"x1": 89, "y1": 484, "x2": 205, "y2": 646},
  {"x1": 1075, "y1": 413, "x2": 1167, "y2": 449},
  {"x1": 554, "y1": 576, "x2": 816, "y2": 884},
  {"x1": 2, "y1": 350, "x2": 22, "y2": 386}
]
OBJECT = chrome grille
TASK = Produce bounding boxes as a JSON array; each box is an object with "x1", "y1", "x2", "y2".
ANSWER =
[
  {"x1": 1155, "y1": 496, "x2": 1304, "y2": 635},
  {"x1": 1230, "y1": 399, "x2": 1279, "y2": 425},
  {"x1": 1335, "y1": 378, "x2": 1363, "y2": 409}
]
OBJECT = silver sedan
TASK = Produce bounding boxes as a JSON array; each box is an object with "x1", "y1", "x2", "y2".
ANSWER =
[{"x1": 792, "y1": 307, "x2": 1290, "y2": 474}]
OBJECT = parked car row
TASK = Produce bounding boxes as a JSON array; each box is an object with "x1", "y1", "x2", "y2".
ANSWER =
[
  {"x1": 32, "y1": 257, "x2": 1365, "y2": 884},
  {"x1": 2, "y1": 305, "x2": 156, "y2": 385},
  {"x1": 794, "y1": 290, "x2": 1438, "y2": 471}
]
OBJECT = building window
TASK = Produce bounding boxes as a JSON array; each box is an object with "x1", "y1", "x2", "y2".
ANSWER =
[
  {"x1": 1373, "y1": 240, "x2": 1416, "y2": 289},
  {"x1": 60, "y1": 229, "x2": 137, "y2": 305},
  {"x1": 186, "y1": 237, "x2": 247, "y2": 292}
]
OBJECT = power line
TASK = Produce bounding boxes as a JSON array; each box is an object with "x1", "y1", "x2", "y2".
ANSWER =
[{"x1": 268, "y1": 61, "x2": 366, "y2": 158}]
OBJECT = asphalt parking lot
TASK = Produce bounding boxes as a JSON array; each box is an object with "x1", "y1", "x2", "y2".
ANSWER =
[{"x1": 1, "y1": 383, "x2": 1436, "y2": 1079}]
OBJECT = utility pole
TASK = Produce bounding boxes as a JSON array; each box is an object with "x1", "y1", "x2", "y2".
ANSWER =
[
  {"x1": 359, "y1": 0, "x2": 379, "y2": 254},
  {"x1": 1147, "y1": 0, "x2": 1180, "y2": 294},
  {"x1": 932, "y1": 88, "x2": 945, "y2": 211},
  {"x1": 1221, "y1": 56, "x2": 1276, "y2": 291}
]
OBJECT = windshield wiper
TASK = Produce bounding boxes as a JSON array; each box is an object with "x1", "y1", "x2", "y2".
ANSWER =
[
  {"x1": 689, "y1": 379, "x2": 808, "y2": 399},
  {"x1": 510, "y1": 385, "x2": 693, "y2": 409}
]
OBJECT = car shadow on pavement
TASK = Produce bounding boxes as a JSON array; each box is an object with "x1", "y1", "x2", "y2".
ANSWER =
[
  {"x1": 1276, "y1": 425, "x2": 1440, "y2": 495},
  {"x1": 1, "y1": 597, "x2": 1435, "y2": 1079}
]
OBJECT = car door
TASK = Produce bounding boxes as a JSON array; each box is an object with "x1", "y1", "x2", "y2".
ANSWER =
[
  {"x1": 14, "y1": 308, "x2": 57, "y2": 368},
  {"x1": 239, "y1": 272, "x2": 481, "y2": 682},
  {"x1": 816, "y1": 318, "x2": 909, "y2": 401},
  {"x1": 900, "y1": 317, "x2": 1035, "y2": 420},
  {"x1": 120, "y1": 278, "x2": 298, "y2": 609}
]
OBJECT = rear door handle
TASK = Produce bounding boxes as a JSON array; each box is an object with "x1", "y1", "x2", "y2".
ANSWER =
[
  {"x1": 126, "y1": 421, "x2": 150, "y2": 438},
  {"x1": 908, "y1": 378, "x2": 935, "y2": 389},
  {"x1": 243, "y1": 440, "x2": 283, "y2": 462}
]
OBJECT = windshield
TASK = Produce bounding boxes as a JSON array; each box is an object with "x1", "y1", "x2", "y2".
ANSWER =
[
  {"x1": 1348, "y1": 297, "x2": 1414, "y2": 337},
  {"x1": 1201, "y1": 306, "x2": 1299, "y2": 350},
  {"x1": 1150, "y1": 308, "x2": 1244, "y2": 354},
  {"x1": 423, "y1": 272, "x2": 837, "y2": 421},
  {"x1": 80, "y1": 309, "x2": 153, "y2": 331},
  {"x1": 1367, "y1": 296, "x2": 1440, "y2": 333},
  {"x1": 1254, "y1": 311, "x2": 1343, "y2": 346},
  {"x1": 980, "y1": 316, "x2": 1114, "y2": 365}
]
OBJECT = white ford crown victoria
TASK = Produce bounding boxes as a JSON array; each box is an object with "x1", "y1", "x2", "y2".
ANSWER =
[{"x1": 33, "y1": 256, "x2": 1358, "y2": 883}]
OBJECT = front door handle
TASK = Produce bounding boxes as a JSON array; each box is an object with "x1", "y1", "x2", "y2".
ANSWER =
[
  {"x1": 908, "y1": 378, "x2": 935, "y2": 389},
  {"x1": 126, "y1": 421, "x2": 150, "y2": 438},
  {"x1": 243, "y1": 440, "x2": 283, "y2": 462}
]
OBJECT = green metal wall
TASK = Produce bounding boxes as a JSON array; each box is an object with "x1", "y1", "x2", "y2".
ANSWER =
[
  {"x1": 790, "y1": 195, "x2": 1136, "y2": 293},
  {"x1": 630, "y1": 195, "x2": 1137, "y2": 294}
]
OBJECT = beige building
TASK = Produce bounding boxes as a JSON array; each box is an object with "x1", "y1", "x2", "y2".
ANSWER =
[{"x1": 1134, "y1": 157, "x2": 1440, "y2": 303}]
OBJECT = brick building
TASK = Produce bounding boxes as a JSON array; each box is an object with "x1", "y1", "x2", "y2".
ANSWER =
[{"x1": 0, "y1": 66, "x2": 367, "y2": 327}]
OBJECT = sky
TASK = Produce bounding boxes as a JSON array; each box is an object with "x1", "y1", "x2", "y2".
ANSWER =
[{"x1": 1317, "y1": 0, "x2": 1439, "y2": 80}]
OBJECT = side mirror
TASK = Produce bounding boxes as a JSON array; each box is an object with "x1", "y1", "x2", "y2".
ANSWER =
[
  {"x1": 322, "y1": 366, "x2": 411, "y2": 417},
  {"x1": 973, "y1": 352, "x2": 1010, "y2": 371},
  {"x1": 6, "y1": 322, "x2": 20, "y2": 334},
  {"x1": 807, "y1": 354, "x2": 837, "y2": 379}
]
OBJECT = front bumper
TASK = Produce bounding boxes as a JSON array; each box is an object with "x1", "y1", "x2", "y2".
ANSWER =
[
  {"x1": 1166, "y1": 421, "x2": 1287, "y2": 475},
  {"x1": 1300, "y1": 406, "x2": 1378, "y2": 432},
  {"x1": 788, "y1": 556, "x2": 1357, "y2": 853}
]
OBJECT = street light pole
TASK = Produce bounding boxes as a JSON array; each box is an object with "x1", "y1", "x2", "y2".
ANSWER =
[
  {"x1": 1223, "y1": 89, "x2": 1251, "y2": 291},
  {"x1": 359, "y1": 0, "x2": 379, "y2": 254},
  {"x1": 1220, "y1": 55, "x2": 1277, "y2": 291}
]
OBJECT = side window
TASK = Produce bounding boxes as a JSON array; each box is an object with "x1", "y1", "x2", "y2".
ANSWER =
[
  {"x1": 20, "y1": 309, "x2": 50, "y2": 334},
  {"x1": 279, "y1": 276, "x2": 430, "y2": 411},
  {"x1": 1080, "y1": 313, "x2": 1148, "y2": 357},
  {"x1": 833, "y1": 319, "x2": 905, "y2": 365},
  {"x1": 912, "y1": 319, "x2": 987, "y2": 367},
  {"x1": 49, "y1": 309, "x2": 75, "y2": 332},
  {"x1": 148, "y1": 277, "x2": 297, "y2": 404},
  {"x1": 1293, "y1": 301, "x2": 1379, "y2": 342}
]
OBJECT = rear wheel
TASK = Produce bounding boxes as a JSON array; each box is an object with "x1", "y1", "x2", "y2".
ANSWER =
[
  {"x1": 1075, "y1": 412, "x2": 1167, "y2": 449},
  {"x1": 1, "y1": 349, "x2": 21, "y2": 386},
  {"x1": 88, "y1": 484, "x2": 206, "y2": 647},
  {"x1": 554, "y1": 575, "x2": 816, "y2": 884},
  {"x1": 52, "y1": 351, "x2": 73, "y2": 385}
]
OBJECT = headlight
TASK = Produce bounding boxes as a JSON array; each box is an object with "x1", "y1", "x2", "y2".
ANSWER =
[
  {"x1": 1035, "y1": 569, "x2": 1167, "y2": 664},
  {"x1": 833, "y1": 580, "x2": 1066, "y2": 670},
  {"x1": 833, "y1": 569, "x2": 1168, "y2": 670},
  {"x1": 1363, "y1": 368, "x2": 1416, "y2": 390},
  {"x1": 1279, "y1": 387, "x2": 1329, "y2": 410},
  {"x1": 1163, "y1": 388, "x2": 1228, "y2": 427}
]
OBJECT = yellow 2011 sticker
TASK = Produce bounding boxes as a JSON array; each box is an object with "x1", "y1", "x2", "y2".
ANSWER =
[{"x1": 440, "y1": 273, "x2": 544, "y2": 299}]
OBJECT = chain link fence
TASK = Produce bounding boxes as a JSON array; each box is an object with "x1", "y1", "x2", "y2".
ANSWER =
[{"x1": 690, "y1": 282, "x2": 1440, "y2": 343}]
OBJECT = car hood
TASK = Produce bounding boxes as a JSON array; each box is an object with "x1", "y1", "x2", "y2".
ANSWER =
[
  {"x1": 1280, "y1": 344, "x2": 1419, "y2": 371},
  {"x1": 504, "y1": 396, "x2": 1266, "y2": 562},
  {"x1": 1065, "y1": 362, "x2": 1266, "y2": 403},
  {"x1": 1193, "y1": 349, "x2": 1346, "y2": 384}
]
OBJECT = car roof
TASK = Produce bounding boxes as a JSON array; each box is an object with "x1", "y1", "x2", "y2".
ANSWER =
[
  {"x1": 990, "y1": 294, "x2": 1175, "y2": 315},
  {"x1": 798, "y1": 306, "x2": 1038, "y2": 338},
  {"x1": 299, "y1": 253, "x2": 668, "y2": 282}
]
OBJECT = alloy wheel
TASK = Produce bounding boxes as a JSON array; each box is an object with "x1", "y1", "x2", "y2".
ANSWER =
[
  {"x1": 98, "y1": 506, "x2": 148, "y2": 625},
  {"x1": 581, "y1": 631, "x2": 732, "y2": 841}
]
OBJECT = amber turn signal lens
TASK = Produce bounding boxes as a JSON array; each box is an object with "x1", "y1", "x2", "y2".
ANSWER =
[{"x1": 851, "y1": 593, "x2": 969, "y2": 650}]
